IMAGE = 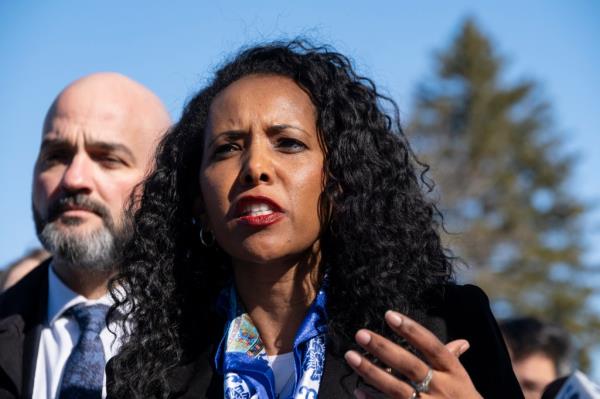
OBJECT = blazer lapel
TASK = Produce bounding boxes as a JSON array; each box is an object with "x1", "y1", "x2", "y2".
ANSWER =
[
  {"x1": 0, "y1": 314, "x2": 25, "y2": 395},
  {"x1": 21, "y1": 322, "x2": 43, "y2": 398},
  {"x1": 314, "y1": 351, "x2": 357, "y2": 398},
  {"x1": 0, "y1": 260, "x2": 49, "y2": 398}
]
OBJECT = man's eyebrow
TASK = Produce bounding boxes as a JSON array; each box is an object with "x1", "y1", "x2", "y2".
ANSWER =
[
  {"x1": 39, "y1": 138, "x2": 136, "y2": 161},
  {"x1": 40, "y1": 137, "x2": 71, "y2": 150},
  {"x1": 38, "y1": 138, "x2": 75, "y2": 158},
  {"x1": 87, "y1": 141, "x2": 136, "y2": 161}
]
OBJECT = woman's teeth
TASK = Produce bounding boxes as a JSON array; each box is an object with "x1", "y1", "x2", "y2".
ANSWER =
[{"x1": 242, "y1": 203, "x2": 274, "y2": 216}]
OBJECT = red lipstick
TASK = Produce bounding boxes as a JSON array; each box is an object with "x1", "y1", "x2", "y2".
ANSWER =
[{"x1": 234, "y1": 196, "x2": 284, "y2": 227}]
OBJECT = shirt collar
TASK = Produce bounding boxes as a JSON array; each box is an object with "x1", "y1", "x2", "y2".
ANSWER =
[{"x1": 47, "y1": 262, "x2": 113, "y2": 326}]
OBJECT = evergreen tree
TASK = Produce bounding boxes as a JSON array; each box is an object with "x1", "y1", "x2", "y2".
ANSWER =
[{"x1": 408, "y1": 18, "x2": 598, "y2": 369}]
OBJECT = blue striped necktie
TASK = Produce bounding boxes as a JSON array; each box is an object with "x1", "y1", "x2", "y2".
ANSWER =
[{"x1": 58, "y1": 303, "x2": 110, "y2": 399}]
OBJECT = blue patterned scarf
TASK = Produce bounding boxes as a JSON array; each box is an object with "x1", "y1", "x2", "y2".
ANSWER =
[{"x1": 214, "y1": 284, "x2": 328, "y2": 399}]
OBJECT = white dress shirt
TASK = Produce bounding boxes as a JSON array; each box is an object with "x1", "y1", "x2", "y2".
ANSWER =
[{"x1": 32, "y1": 264, "x2": 123, "y2": 399}]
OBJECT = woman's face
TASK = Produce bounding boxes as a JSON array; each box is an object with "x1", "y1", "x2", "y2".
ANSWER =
[{"x1": 198, "y1": 74, "x2": 324, "y2": 266}]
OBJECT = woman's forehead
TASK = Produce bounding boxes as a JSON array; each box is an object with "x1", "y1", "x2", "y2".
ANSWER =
[{"x1": 207, "y1": 75, "x2": 316, "y2": 129}]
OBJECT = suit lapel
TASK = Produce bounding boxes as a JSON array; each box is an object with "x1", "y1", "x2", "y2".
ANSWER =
[
  {"x1": 0, "y1": 314, "x2": 25, "y2": 395},
  {"x1": 21, "y1": 322, "x2": 43, "y2": 398},
  {"x1": 0, "y1": 260, "x2": 49, "y2": 397}
]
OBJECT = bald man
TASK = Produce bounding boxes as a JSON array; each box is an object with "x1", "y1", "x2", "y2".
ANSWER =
[{"x1": 0, "y1": 73, "x2": 171, "y2": 399}]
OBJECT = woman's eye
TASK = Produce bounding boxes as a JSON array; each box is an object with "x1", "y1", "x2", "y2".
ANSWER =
[
  {"x1": 277, "y1": 138, "x2": 307, "y2": 153},
  {"x1": 214, "y1": 143, "x2": 241, "y2": 157}
]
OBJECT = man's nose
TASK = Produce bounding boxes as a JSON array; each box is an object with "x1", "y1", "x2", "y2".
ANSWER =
[
  {"x1": 239, "y1": 141, "x2": 274, "y2": 186},
  {"x1": 60, "y1": 154, "x2": 94, "y2": 193}
]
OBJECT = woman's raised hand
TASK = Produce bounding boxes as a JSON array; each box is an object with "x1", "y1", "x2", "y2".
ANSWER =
[{"x1": 344, "y1": 311, "x2": 483, "y2": 399}]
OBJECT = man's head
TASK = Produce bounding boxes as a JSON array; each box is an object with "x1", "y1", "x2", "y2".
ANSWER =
[
  {"x1": 32, "y1": 72, "x2": 171, "y2": 280},
  {"x1": 500, "y1": 317, "x2": 574, "y2": 399}
]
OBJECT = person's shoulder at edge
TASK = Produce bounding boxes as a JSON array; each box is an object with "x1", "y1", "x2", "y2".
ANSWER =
[
  {"x1": 433, "y1": 283, "x2": 525, "y2": 399},
  {"x1": 0, "y1": 259, "x2": 50, "y2": 318},
  {"x1": 443, "y1": 282, "x2": 488, "y2": 303}
]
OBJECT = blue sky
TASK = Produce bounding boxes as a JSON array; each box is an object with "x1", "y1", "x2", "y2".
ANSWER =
[{"x1": 1, "y1": 0, "x2": 599, "y2": 376}]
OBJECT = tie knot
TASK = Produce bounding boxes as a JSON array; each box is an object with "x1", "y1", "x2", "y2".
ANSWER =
[{"x1": 68, "y1": 303, "x2": 109, "y2": 334}]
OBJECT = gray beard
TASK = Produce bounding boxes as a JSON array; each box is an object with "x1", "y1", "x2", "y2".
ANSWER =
[{"x1": 33, "y1": 195, "x2": 131, "y2": 273}]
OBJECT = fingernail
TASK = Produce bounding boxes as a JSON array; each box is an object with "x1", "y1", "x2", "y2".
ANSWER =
[
  {"x1": 459, "y1": 342, "x2": 470, "y2": 354},
  {"x1": 385, "y1": 310, "x2": 403, "y2": 327},
  {"x1": 355, "y1": 330, "x2": 371, "y2": 346},
  {"x1": 354, "y1": 388, "x2": 367, "y2": 399},
  {"x1": 344, "y1": 350, "x2": 362, "y2": 367}
]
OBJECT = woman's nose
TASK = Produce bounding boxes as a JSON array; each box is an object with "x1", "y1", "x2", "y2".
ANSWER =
[{"x1": 239, "y1": 142, "x2": 273, "y2": 186}]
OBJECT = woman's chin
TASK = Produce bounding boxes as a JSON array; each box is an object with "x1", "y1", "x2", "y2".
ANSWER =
[{"x1": 230, "y1": 247, "x2": 314, "y2": 269}]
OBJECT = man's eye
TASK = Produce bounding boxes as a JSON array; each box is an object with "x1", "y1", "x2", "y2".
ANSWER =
[
  {"x1": 41, "y1": 151, "x2": 70, "y2": 165},
  {"x1": 277, "y1": 138, "x2": 307, "y2": 152},
  {"x1": 97, "y1": 155, "x2": 124, "y2": 167}
]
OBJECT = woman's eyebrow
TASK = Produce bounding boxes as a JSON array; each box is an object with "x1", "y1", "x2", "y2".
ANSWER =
[
  {"x1": 207, "y1": 131, "x2": 246, "y2": 147},
  {"x1": 206, "y1": 124, "x2": 311, "y2": 148},
  {"x1": 269, "y1": 123, "x2": 309, "y2": 135}
]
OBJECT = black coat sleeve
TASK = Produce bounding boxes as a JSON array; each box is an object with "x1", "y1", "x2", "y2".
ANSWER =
[{"x1": 441, "y1": 284, "x2": 524, "y2": 399}]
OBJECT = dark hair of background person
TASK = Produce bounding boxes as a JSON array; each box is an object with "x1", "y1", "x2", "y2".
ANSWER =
[
  {"x1": 108, "y1": 40, "x2": 455, "y2": 397},
  {"x1": 500, "y1": 316, "x2": 575, "y2": 376}
]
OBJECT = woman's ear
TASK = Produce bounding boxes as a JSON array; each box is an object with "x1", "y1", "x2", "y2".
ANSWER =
[{"x1": 192, "y1": 196, "x2": 209, "y2": 228}]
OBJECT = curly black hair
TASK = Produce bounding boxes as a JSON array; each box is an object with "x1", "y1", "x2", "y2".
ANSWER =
[{"x1": 108, "y1": 40, "x2": 454, "y2": 398}]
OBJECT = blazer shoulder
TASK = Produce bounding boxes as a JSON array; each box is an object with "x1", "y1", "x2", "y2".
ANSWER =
[
  {"x1": 0, "y1": 259, "x2": 50, "y2": 320},
  {"x1": 437, "y1": 283, "x2": 524, "y2": 399},
  {"x1": 443, "y1": 283, "x2": 489, "y2": 306},
  {"x1": 438, "y1": 283, "x2": 501, "y2": 343}
]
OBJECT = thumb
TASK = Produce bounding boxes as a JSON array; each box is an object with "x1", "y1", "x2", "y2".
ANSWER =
[{"x1": 445, "y1": 339, "x2": 470, "y2": 357}]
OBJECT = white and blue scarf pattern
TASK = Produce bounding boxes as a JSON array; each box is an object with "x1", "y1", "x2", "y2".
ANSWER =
[{"x1": 214, "y1": 284, "x2": 327, "y2": 399}]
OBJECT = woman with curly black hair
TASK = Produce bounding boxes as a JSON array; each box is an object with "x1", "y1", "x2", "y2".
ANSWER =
[{"x1": 107, "y1": 41, "x2": 523, "y2": 399}]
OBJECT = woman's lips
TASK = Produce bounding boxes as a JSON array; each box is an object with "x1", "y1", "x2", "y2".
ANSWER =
[
  {"x1": 234, "y1": 196, "x2": 284, "y2": 227},
  {"x1": 238, "y1": 212, "x2": 283, "y2": 226}
]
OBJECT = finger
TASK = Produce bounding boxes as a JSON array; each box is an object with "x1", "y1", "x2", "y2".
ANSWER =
[
  {"x1": 345, "y1": 350, "x2": 414, "y2": 398},
  {"x1": 354, "y1": 388, "x2": 368, "y2": 399},
  {"x1": 445, "y1": 339, "x2": 470, "y2": 357},
  {"x1": 385, "y1": 310, "x2": 459, "y2": 371},
  {"x1": 354, "y1": 329, "x2": 430, "y2": 384},
  {"x1": 355, "y1": 385, "x2": 387, "y2": 399},
  {"x1": 354, "y1": 387, "x2": 380, "y2": 399}
]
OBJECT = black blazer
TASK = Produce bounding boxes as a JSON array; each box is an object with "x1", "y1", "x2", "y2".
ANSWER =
[
  {"x1": 0, "y1": 259, "x2": 51, "y2": 399},
  {"x1": 108, "y1": 284, "x2": 524, "y2": 398}
]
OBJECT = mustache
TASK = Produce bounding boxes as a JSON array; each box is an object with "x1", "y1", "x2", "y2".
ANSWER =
[{"x1": 46, "y1": 193, "x2": 111, "y2": 222}]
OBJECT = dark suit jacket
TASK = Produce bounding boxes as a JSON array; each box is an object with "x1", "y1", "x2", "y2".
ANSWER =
[
  {"x1": 0, "y1": 259, "x2": 51, "y2": 399},
  {"x1": 108, "y1": 284, "x2": 524, "y2": 398}
]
